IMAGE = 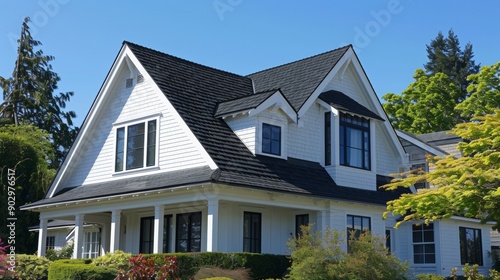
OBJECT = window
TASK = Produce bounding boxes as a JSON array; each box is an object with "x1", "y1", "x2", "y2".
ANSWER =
[
  {"x1": 324, "y1": 112, "x2": 331, "y2": 166},
  {"x1": 176, "y1": 212, "x2": 201, "y2": 252},
  {"x1": 411, "y1": 163, "x2": 429, "y2": 189},
  {"x1": 140, "y1": 215, "x2": 172, "y2": 254},
  {"x1": 460, "y1": 227, "x2": 483, "y2": 265},
  {"x1": 385, "y1": 229, "x2": 392, "y2": 253},
  {"x1": 82, "y1": 231, "x2": 100, "y2": 258},
  {"x1": 115, "y1": 119, "x2": 157, "y2": 172},
  {"x1": 243, "y1": 212, "x2": 261, "y2": 253},
  {"x1": 346, "y1": 215, "x2": 371, "y2": 239},
  {"x1": 339, "y1": 113, "x2": 370, "y2": 170},
  {"x1": 296, "y1": 214, "x2": 309, "y2": 237},
  {"x1": 262, "y1": 123, "x2": 281, "y2": 156},
  {"x1": 412, "y1": 223, "x2": 435, "y2": 264},
  {"x1": 46, "y1": 236, "x2": 55, "y2": 251}
]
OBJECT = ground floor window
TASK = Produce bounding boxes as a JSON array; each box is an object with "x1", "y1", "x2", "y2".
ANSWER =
[
  {"x1": 140, "y1": 215, "x2": 173, "y2": 254},
  {"x1": 412, "y1": 223, "x2": 435, "y2": 264},
  {"x1": 295, "y1": 214, "x2": 309, "y2": 237},
  {"x1": 460, "y1": 227, "x2": 483, "y2": 265},
  {"x1": 176, "y1": 212, "x2": 201, "y2": 252},
  {"x1": 46, "y1": 236, "x2": 55, "y2": 251},
  {"x1": 243, "y1": 212, "x2": 261, "y2": 253},
  {"x1": 82, "y1": 231, "x2": 100, "y2": 258},
  {"x1": 346, "y1": 215, "x2": 371, "y2": 251}
]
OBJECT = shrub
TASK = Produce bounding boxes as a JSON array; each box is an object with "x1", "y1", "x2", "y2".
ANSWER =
[
  {"x1": 116, "y1": 254, "x2": 180, "y2": 280},
  {"x1": 45, "y1": 242, "x2": 73, "y2": 261},
  {"x1": 15, "y1": 254, "x2": 51, "y2": 280},
  {"x1": 416, "y1": 274, "x2": 445, "y2": 280},
  {"x1": 0, "y1": 240, "x2": 15, "y2": 280},
  {"x1": 48, "y1": 260, "x2": 117, "y2": 280},
  {"x1": 193, "y1": 267, "x2": 251, "y2": 280},
  {"x1": 286, "y1": 226, "x2": 410, "y2": 280},
  {"x1": 93, "y1": 250, "x2": 131, "y2": 270}
]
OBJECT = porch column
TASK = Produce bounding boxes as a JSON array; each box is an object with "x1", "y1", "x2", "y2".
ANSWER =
[
  {"x1": 207, "y1": 198, "x2": 219, "y2": 252},
  {"x1": 110, "y1": 210, "x2": 121, "y2": 253},
  {"x1": 37, "y1": 218, "x2": 48, "y2": 257},
  {"x1": 101, "y1": 223, "x2": 109, "y2": 256},
  {"x1": 73, "y1": 214, "x2": 84, "y2": 259},
  {"x1": 153, "y1": 205, "x2": 165, "y2": 253}
]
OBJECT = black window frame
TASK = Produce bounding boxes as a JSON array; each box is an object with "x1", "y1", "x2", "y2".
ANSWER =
[
  {"x1": 346, "y1": 215, "x2": 371, "y2": 251},
  {"x1": 339, "y1": 112, "x2": 370, "y2": 170},
  {"x1": 115, "y1": 119, "x2": 157, "y2": 172},
  {"x1": 243, "y1": 212, "x2": 262, "y2": 253},
  {"x1": 262, "y1": 123, "x2": 281, "y2": 156},
  {"x1": 324, "y1": 112, "x2": 331, "y2": 166},
  {"x1": 295, "y1": 214, "x2": 310, "y2": 238},
  {"x1": 175, "y1": 212, "x2": 202, "y2": 253},
  {"x1": 139, "y1": 215, "x2": 172, "y2": 254},
  {"x1": 459, "y1": 227, "x2": 483, "y2": 266},
  {"x1": 412, "y1": 223, "x2": 436, "y2": 264},
  {"x1": 46, "y1": 236, "x2": 55, "y2": 251}
]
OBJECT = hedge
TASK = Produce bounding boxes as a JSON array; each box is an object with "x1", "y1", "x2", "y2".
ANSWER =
[{"x1": 48, "y1": 259, "x2": 117, "y2": 280}]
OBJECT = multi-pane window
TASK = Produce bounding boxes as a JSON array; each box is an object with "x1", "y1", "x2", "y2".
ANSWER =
[
  {"x1": 262, "y1": 123, "x2": 281, "y2": 156},
  {"x1": 346, "y1": 215, "x2": 371, "y2": 239},
  {"x1": 82, "y1": 231, "x2": 101, "y2": 258},
  {"x1": 339, "y1": 113, "x2": 370, "y2": 170},
  {"x1": 176, "y1": 212, "x2": 201, "y2": 252},
  {"x1": 324, "y1": 112, "x2": 331, "y2": 166},
  {"x1": 243, "y1": 212, "x2": 262, "y2": 253},
  {"x1": 46, "y1": 236, "x2": 55, "y2": 251},
  {"x1": 295, "y1": 214, "x2": 309, "y2": 237},
  {"x1": 115, "y1": 119, "x2": 157, "y2": 172},
  {"x1": 459, "y1": 227, "x2": 483, "y2": 265},
  {"x1": 412, "y1": 223, "x2": 435, "y2": 264},
  {"x1": 140, "y1": 215, "x2": 172, "y2": 254}
]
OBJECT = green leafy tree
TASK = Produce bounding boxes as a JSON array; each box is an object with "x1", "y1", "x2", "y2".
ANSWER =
[
  {"x1": 287, "y1": 226, "x2": 409, "y2": 280},
  {"x1": 382, "y1": 69, "x2": 461, "y2": 133},
  {"x1": 0, "y1": 17, "x2": 78, "y2": 166},
  {"x1": 425, "y1": 29, "x2": 480, "y2": 97},
  {"x1": 0, "y1": 125, "x2": 56, "y2": 253},
  {"x1": 456, "y1": 62, "x2": 500, "y2": 119},
  {"x1": 383, "y1": 111, "x2": 500, "y2": 230}
]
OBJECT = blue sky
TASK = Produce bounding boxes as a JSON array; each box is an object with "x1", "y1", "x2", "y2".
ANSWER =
[{"x1": 1, "y1": 1, "x2": 499, "y2": 127}]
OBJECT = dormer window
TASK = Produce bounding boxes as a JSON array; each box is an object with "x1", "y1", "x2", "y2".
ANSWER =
[
  {"x1": 339, "y1": 112, "x2": 370, "y2": 170},
  {"x1": 262, "y1": 123, "x2": 281, "y2": 156},
  {"x1": 115, "y1": 119, "x2": 157, "y2": 172}
]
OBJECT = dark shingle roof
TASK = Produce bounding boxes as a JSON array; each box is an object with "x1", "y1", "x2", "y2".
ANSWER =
[
  {"x1": 247, "y1": 46, "x2": 350, "y2": 112},
  {"x1": 26, "y1": 42, "x2": 402, "y2": 208},
  {"x1": 214, "y1": 90, "x2": 277, "y2": 118},
  {"x1": 319, "y1": 90, "x2": 384, "y2": 121}
]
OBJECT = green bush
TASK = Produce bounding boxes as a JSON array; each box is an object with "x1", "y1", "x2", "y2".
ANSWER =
[
  {"x1": 193, "y1": 267, "x2": 250, "y2": 280},
  {"x1": 417, "y1": 274, "x2": 446, "y2": 280},
  {"x1": 93, "y1": 250, "x2": 131, "y2": 270},
  {"x1": 45, "y1": 243, "x2": 74, "y2": 261},
  {"x1": 286, "y1": 226, "x2": 409, "y2": 280},
  {"x1": 48, "y1": 260, "x2": 117, "y2": 280},
  {"x1": 15, "y1": 254, "x2": 51, "y2": 280}
]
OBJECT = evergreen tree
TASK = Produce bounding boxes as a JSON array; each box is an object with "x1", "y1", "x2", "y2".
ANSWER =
[{"x1": 0, "y1": 17, "x2": 78, "y2": 166}]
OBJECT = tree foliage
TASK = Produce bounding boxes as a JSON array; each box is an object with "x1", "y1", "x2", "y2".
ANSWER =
[
  {"x1": 0, "y1": 17, "x2": 78, "y2": 166},
  {"x1": 0, "y1": 125, "x2": 56, "y2": 253},
  {"x1": 383, "y1": 111, "x2": 500, "y2": 230}
]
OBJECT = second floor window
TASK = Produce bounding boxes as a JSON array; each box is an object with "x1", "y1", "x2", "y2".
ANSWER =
[
  {"x1": 340, "y1": 113, "x2": 370, "y2": 170},
  {"x1": 262, "y1": 123, "x2": 281, "y2": 156},
  {"x1": 115, "y1": 119, "x2": 157, "y2": 172}
]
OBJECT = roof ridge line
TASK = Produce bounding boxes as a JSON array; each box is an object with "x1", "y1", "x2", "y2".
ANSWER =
[{"x1": 246, "y1": 44, "x2": 351, "y2": 77}]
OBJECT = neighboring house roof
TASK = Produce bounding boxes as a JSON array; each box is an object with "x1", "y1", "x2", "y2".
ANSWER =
[
  {"x1": 396, "y1": 130, "x2": 448, "y2": 158},
  {"x1": 247, "y1": 46, "x2": 350, "y2": 112},
  {"x1": 23, "y1": 42, "x2": 403, "y2": 209},
  {"x1": 319, "y1": 90, "x2": 384, "y2": 121}
]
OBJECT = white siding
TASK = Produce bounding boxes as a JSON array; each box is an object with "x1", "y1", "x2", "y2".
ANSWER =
[
  {"x1": 375, "y1": 121, "x2": 402, "y2": 175},
  {"x1": 225, "y1": 114, "x2": 257, "y2": 154},
  {"x1": 288, "y1": 103, "x2": 323, "y2": 162},
  {"x1": 60, "y1": 65, "x2": 213, "y2": 188}
]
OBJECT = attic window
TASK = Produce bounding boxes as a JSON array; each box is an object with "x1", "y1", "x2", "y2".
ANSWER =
[
  {"x1": 126, "y1": 78, "x2": 134, "y2": 88},
  {"x1": 137, "y1": 74, "x2": 144, "y2": 83},
  {"x1": 115, "y1": 119, "x2": 157, "y2": 172},
  {"x1": 262, "y1": 123, "x2": 281, "y2": 156}
]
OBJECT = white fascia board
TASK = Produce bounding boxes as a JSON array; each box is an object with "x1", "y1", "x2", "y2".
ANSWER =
[
  {"x1": 316, "y1": 99, "x2": 339, "y2": 115},
  {"x1": 46, "y1": 45, "x2": 130, "y2": 198},
  {"x1": 396, "y1": 130, "x2": 447, "y2": 158},
  {"x1": 46, "y1": 44, "x2": 219, "y2": 199},
  {"x1": 449, "y1": 216, "x2": 495, "y2": 225},
  {"x1": 297, "y1": 47, "x2": 353, "y2": 118},
  {"x1": 249, "y1": 90, "x2": 297, "y2": 122}
]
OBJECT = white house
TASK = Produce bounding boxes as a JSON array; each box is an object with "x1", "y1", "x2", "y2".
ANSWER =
[{"x1": 22, "y1": 42, "x2": 492, "y2": 276}]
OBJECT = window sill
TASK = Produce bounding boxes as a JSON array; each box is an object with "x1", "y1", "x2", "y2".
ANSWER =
[{"x1": 112, "y1": 166, "x2": 160, "y2": 177}]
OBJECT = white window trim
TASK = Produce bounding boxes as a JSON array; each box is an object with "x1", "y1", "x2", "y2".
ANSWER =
[
  {"x1": 411, "y1": 222, "x2": 437, "y2": 265},
  {"x1": 112, "y1": 114, "x2": 161, "y2": 175},
  {"x1": 256, "y1": 117, "x2": 287, "y2": 159}
]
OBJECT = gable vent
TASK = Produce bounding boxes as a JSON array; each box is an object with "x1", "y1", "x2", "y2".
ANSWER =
[
  {"x1": 137, "y1": 74, "x2": 144, "y2": 83},
  {"x1": 126, "y1": 78, "x2": 133, "y2": 88}
]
